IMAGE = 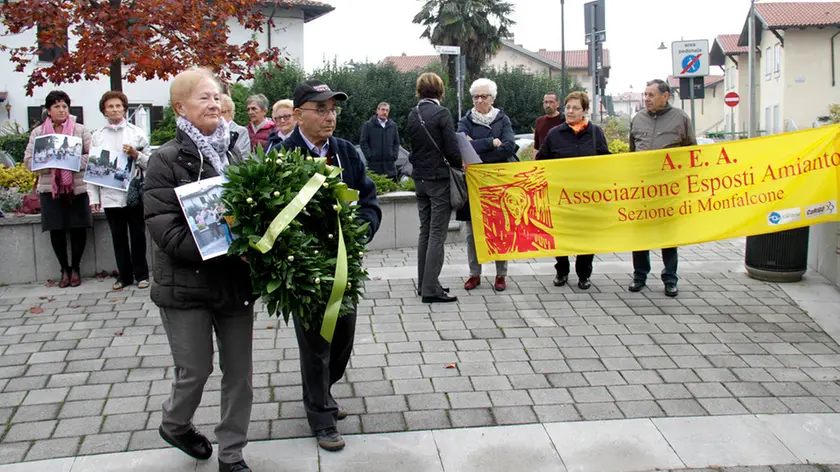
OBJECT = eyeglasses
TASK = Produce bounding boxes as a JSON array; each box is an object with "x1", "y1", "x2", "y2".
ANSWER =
[
  {"x1": 298, "y1": 106, "x2": 342, "y2": 117},
  {"x1": 273, "y1": 114, "x2": 293, "y2": 121},
  {"x1": 472, "y1": 94, "x2": 492, "y2": 101}
]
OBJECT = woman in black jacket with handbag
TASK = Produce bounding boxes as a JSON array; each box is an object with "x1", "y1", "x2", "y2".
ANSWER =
[
  {"x1": 459, "y1": 78, "x2": 518, "y2": 293},
  {"x1": 406, "y1": 72, "x2": 462, "y2": 303},
  {"x1": 536, "y1": 91, "x2": 610, "y2": 290}
]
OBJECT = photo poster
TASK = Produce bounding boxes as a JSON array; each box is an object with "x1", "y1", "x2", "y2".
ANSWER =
[
  {"x1": 31, "y1": 133, "x2": 83, "y2": 172},
  {"x1": 83, "y1": 147, "x2": 134, "y2": 192},
  {"x1": 174, "y1": 176, "x2": 236, "y2": 261}
]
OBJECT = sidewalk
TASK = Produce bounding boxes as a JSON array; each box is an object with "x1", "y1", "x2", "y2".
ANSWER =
[
  {"x1": 1, "y1": 414, "x2": 839, "y2": 471},
  {"x1": 0, "y1": 238, "x2": 838, "y2": 470}
]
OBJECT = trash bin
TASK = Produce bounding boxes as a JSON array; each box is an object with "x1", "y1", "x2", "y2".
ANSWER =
[{"x1": 744, "y1": 227, "x2": 810, "y2": 282}]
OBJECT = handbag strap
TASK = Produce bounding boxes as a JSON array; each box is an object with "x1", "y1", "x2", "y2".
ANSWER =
[{"x1": 415, "y1": 104, "x2": 451, "y2": 169}]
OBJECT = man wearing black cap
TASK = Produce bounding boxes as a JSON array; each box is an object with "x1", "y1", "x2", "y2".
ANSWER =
[{"x1": 266, "y1": 79, "x2": 381, "y2": 452}]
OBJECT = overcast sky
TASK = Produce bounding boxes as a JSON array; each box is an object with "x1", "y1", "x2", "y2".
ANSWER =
[{"x1": 302, "y1": 0, "x2": 828, "y2": 96}]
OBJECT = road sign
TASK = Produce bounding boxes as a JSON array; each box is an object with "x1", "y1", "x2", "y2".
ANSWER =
[
  {"x1": 434, "y1": 45, "x2": 461, "y2": 55},
  {"x1": 584, "y1": 0, "x2": 606, "y2": 43},
  {"x1": 725, "y1": 91, "x2": 740, "y2": 107},
  {"x1": 672, "y1": 40, "x2": 710, "y2": 78},
  {"x1": 679, "y1": 77, "x2": 705, "y2": 100}
]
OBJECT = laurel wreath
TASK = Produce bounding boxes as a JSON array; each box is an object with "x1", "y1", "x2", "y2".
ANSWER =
[{"x1": 222, "y1": 146, "x2": 368, "y2": 341}]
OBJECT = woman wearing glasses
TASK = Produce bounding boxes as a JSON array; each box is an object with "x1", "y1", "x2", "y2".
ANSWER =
[
  {"x1": 458, "y1": 78, "x2": 518, "y2": 293},
  {"x1": 270, "y1": 99, "x2": 297, "y2": 142},
  {"x1": 536, "y1": 91, "x2": 610, "y2": 290}
]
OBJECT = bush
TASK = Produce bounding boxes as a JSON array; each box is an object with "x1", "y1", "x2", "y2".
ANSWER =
[
  {"x1": 367, "y1": 170, "x2": 398, "y2": 195},
  {"x1": 398, "y1": 177, "x2": 415, "y2": 192},
  {"x1": 608, "y1": 139, "x2": 630, "y2": 154},
  {"x1": 0, "y1": 132, "x2": 29, "y2": 163},
  {"x1": 518, "y1": 144, "x2": 535, "y2": 161},
  {"x1": 0, "y1": 163, "x2": 37, "y2": 192},
  {"x1": 0, "y1": 187, "x2": 24, "y2": 213},
  {"x1": 150, "y1": 106, "x2": 176, "y2": 146}
]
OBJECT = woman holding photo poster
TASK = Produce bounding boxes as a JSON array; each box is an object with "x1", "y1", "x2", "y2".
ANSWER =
[
  {"x1": 144, "y1": 68, "x2": 255, "y2": 472},
  {"x1": 87, "y1": 91, "x2": 151, "y2": 291},
  {"x1": 24, "y1": 90, "x2": 92, "y2": 288}
]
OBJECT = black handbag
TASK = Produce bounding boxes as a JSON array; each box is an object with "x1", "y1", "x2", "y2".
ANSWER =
[
  {"x1": 415, "y1": 105, "x2": 468, "y2": 210},
  {"x1": 126, "y1": 169, "x2": 144, "y2": 207}
]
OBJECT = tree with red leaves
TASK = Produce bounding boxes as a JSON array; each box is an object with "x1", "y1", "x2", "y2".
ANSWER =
[{"x1": 0, "y1": 0, "x2": 287, "y2": 96}]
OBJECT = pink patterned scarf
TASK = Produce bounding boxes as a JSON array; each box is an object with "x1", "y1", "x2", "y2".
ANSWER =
[{"x1": 43, "y1": 117, "x2": 76, "y2": 199}]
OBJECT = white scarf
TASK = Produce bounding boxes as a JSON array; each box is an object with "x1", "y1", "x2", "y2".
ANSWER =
[
  {"x1": 176, "y1": 116, "x2": 230, "y2": 175},
  {"x1": 469, "y1": 107, "x2": 500, "y2": 127}
]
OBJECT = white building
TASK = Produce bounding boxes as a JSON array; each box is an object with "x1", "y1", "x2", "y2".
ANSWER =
[{"x1": 0, "y1": 0, "x2": 333, "y2": 134}]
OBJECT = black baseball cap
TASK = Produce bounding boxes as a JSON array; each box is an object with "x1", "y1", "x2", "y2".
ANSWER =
[{"x1": 293, "y1": 79, "x2": 348, "y2": 108}]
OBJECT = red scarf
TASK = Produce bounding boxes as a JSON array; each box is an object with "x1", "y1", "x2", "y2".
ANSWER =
[
  {"x1": 568, "y1": 119, "x2": 589, "y2": 135},
  {"x1": 43, "y1": 117, "x2": 76, "y2": 199}
]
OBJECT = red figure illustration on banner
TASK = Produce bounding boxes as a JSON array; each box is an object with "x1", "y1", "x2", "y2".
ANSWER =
[{"x1": 477, "y1": 167, "x2": 555, "y2": 255}]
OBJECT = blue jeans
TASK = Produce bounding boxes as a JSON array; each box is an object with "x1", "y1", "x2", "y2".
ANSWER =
[{"x1": 632, "y1": 248, "x2": 678, "y2": 284}]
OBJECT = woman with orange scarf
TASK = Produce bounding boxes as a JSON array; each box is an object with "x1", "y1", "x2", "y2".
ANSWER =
[
  {"x1": 535, "y1": 91, "x2": 610, "y2": 290},
  {"x1": 24, "y1": 90, "x2": 92, "y2": 288}
]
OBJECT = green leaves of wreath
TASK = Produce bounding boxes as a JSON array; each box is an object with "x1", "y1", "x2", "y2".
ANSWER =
[{"x1": 222, "y1": 146, "x2": 369, "y2": 342}]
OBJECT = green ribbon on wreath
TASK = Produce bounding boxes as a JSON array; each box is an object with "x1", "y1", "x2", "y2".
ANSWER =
[{"x1": 250, "y1": 159, "x2": 359, "y2": 342}]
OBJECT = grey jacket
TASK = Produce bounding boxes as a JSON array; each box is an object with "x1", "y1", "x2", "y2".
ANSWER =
[
  {"x1": 629, "y1": 104, "x2": 697, "y2": 152},
  {"x1": 228, "y1": 121, "x2": 251, "y2": 158}
]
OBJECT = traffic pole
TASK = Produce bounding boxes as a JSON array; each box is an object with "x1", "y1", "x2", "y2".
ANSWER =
[
  {"x1": 747, "y1": 0, "x2": 756, "y2": 138},
  {"x1": 689, "y1": 77, "x2": 697, "y2": 137},
  {"x1": 456, "y1": 54, "x2": 462, "y2": 119}
]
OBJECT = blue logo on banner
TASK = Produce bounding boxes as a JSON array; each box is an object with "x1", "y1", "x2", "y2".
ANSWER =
[{"x1": 768, "y1": 212, "x2": 781, "y2": 224}]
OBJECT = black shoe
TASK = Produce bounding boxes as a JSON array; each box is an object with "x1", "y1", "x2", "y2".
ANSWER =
[
  {"x1": 553, "y1": 275, "x2": 568, "y2": 287},
  {"x1": 422, "y1": 294, "x2": 458, "y2": 303},
  {"x1": 159, "y1": 425, "x2": 212, "y2": 460},
  {"x1": 628, "y1": 280, "x2": 646, "y2": 292},
  {"x1": 578, "y1": 278, "x2": 591, "y2": 290},
  {"x1": 219, "y1": 459, "x2": 251, "y2": 472},
  {"x1": 665, "y1": 283, "x2": 679, "y2": 297},
  {"x1": 417, "y1": 287, "x2": 450, "y2": 296},
  {"x1": 337, "y1": 408, "x2": 348, "y2": 420},
  {"x1": 316, "y1": 427, "x2": 345, "y2": 451}
]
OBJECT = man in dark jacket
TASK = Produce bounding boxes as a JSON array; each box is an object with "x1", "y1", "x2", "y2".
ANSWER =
[
  {"x1": 266, "y1": 79, "x2": 381, "y2": 453},
  {"x1": 359, "y1": 102, "x2": 400, "y2": 180},
  {"x1": 628, "y1": 79, "x2": 697, "y2": 297}
]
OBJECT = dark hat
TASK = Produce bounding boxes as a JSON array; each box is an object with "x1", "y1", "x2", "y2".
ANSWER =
[{"x1": 293, "y1": 79, "x2": 348, "y2": 108}]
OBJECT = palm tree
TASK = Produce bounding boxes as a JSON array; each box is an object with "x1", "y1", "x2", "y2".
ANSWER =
[{"x1": 413, "y1": 0, "x2": 515, "y2": 85}]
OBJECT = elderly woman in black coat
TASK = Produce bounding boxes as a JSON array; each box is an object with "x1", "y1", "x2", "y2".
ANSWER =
[
  {"x1": 458, "y1": 78, "x2": 517, "y2": 293},
  {"x1": 536, "y1": 91, "x2": 610, "y2": 290},
  {"x1": 144, "y1": 68, "x2": 255, "y2": 472}
]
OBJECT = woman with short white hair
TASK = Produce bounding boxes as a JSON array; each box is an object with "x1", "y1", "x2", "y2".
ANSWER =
[
  {"x1": 457, "y1": 77, "x2": 518, "y2": 293},
  {"x1": 245, "y1": 93, "x2": 274, "y2": 151}
]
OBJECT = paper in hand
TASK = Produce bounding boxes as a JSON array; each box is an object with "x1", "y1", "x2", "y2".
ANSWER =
[{"x1": 456, "y1": 132, "x2": 482, "y2": 166}]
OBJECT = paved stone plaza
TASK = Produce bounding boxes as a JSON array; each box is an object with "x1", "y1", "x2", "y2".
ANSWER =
[{"x1": 0, "y1": 237, "x2": 839, "y2": 469}]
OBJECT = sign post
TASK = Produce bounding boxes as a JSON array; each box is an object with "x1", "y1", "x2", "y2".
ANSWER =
[
  {"x1": 672, "y1": 39, "x2": 709, "y2": 137},
  {"x1": 435, "y1": 45, "x2": 463, "y2": 117},
  {"x1": 584, "y1": 0, "x2": 605, "y2": 148},
  {"x1": 725, "y1": 91, "x2": 740, "y2": 136}
]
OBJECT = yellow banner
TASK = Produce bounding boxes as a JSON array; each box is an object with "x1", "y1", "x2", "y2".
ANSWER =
[{"x1": 467, "y1": 125, "x2": 840, "y2": 263}]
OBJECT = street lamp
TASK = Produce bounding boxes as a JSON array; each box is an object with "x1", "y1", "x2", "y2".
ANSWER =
[
  {"x1": 657, "y1": 42, "x2": 667, "y2": 50},
  {"x1": 561, "y1": 0, "x2": 566, "y2": 99}
]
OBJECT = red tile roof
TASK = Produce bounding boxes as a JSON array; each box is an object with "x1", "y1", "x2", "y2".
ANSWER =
[
  {"x1": 383, "y1": 55, "x2": 440, "y2": 73},
  {"x1": 715, "y1": 34, "x2": 748, "y2": 54},
  {"x1": 756, "y1": 1, "x2": 840, "y2": 27},
  {"x1": 264, "y1": 0, "x2": 334, "y2": 22},
  {"x1": 537, "y1": 49, "x2": 611, "y2": 69}
]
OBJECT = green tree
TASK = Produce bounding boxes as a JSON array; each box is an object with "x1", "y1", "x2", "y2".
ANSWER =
[
  {"x1": 413, "y1": 0, "x2": 515, "y2": 84},
  {"x1": 250, "y1": 62, "x2": 306, "y2": 106}
]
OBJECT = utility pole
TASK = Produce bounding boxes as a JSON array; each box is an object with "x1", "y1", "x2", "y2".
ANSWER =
[
  {"x1": 747, "y1": 0, "x2": 757, "y2": 138},
  {"x1": 561, "y1": 0, "x2": 566, "y2": 99}
]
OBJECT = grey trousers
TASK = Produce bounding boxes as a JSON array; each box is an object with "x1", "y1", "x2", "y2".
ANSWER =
[
  {"x1": 159, "y1": 306, "x2": 254, "y2": 464},
  {"x1": 293, "y1": 308, "x2": 356, "y2": 432},
  {"x1": 416, "y1": 178, "x2": 451, "y2": 297},
  {"x1": 465, "y1": 222, "x2": 507, "y2": 277}
]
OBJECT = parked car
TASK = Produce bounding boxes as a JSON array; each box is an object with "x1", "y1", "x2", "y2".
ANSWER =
[{"x1": 354, "y1": 145, "x2": 413, "y2": 179}]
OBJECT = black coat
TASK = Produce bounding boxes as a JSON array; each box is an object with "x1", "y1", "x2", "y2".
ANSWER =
[
  {"x1": 535, "y1": 121, "x2": 610, "y2": 160},
  {"x1": 144, "y1": 129, "x2": 256, "y2": 313},
  {"x1": 280, "y1": 128, "x2": 382, "y2": 240},
  {"x1": 360, "y1": 116, "x2": 400, "y2": 163},
  {"x1": 456, "y1": 109, "x2": 518, "y2": 221},
  {"x1": 406, "y1": 100, "x2": 463, "y2": 181}
]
